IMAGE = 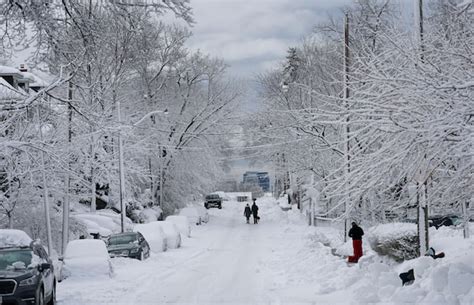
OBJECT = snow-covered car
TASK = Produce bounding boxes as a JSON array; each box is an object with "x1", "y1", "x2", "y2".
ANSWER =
[
  {"x1": 194, "y1": 206, "x2": 209, "y2": 223},
  {"x1": 106, "y1": 232, "x2": 150, "y2": 260},
  {"x1": 133, "y1": 223, "x2": 167, "y2": 253},
  {"x1": 428, "y1": 215, "x2": 461, "y2": 229},
  {"x1": 165, "y1": 215, "x2": 191, "y2": 238},
  {"x1": 155, "y1": 221, "x2": 181, "y2": 249},
  {"x1": 72, "y1": 209, "x2": 133, "y2": 238},
  {"x1": 0, "y1": 229, "x2": 56, "y2": 305},
  {"x1": 179, "y1": 207, "x2": 203, "y2": 225},
  {"x1": 62, "y1": 239, "x2": 113, "y2": 279}
]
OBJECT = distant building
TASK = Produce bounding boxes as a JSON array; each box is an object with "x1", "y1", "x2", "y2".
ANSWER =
[{"x1": 242, "y1": 171, "x2": 270, "y2": 192}]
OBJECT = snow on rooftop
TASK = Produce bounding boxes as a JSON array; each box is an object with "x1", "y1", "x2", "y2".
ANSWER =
[
  {"x1": 0, "y1": 78, "x2": 24, "y2": 101},
  {"x1": 0, "y1": 65, "x2": 21, "y2": 75},
  {"x1": 0, "y1": 229, "x2": 33, "y2": 247}
]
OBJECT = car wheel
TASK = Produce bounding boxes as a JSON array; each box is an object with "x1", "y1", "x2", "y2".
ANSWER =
[
  {"x1": 47, "y1": 284, "x2": 56, "y2": 305},
  {"x1": 205, "y1": 205, "x2": 209, "y2": 209},
  {"x1": 36, "y1": 287, "x2": 45, "y2": 305},
  {"x1": 218, "y1": 205, "x2": 222, "y2": 209}
]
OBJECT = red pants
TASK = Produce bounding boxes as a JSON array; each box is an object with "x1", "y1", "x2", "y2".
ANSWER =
[{"x1": 348, "y1": 239, "x2": 363, "y2": 263}]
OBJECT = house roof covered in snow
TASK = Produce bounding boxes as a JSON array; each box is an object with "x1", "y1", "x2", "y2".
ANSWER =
[
  {"x1": 0, "y1": 77, "x2": 24, "y2": 101},
  {"x1": 0, "y1": 65, "x2": 22, "y2": 76}
]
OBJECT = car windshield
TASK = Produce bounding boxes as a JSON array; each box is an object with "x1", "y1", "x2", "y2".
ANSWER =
[
  {"x1": 206, "y1": 195, "x2": 219, "y2": 199},
  {"x1": 108, "y1": 234, "x2": 137, "y2": 246},
  {"x1": 0, "y1": 249, "x2": 33, "y2": 271}
]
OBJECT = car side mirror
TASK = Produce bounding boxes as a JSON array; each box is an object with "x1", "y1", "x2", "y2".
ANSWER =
[{"x1": 38, "y1": 263, "x2": 51, "y2": 271}]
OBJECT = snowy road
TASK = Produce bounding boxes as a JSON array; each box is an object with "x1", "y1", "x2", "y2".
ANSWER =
[
  {"x1": 58, "y1": 197, "x2": 326, "y2": 305},
  {"x1": 56, "y1": 197, "x2": 474, "y2": 305}
]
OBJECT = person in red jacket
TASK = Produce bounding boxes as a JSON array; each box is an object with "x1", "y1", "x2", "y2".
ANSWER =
[{"x1": 348, "y1": 222, "x2": 364, "y2": 263}]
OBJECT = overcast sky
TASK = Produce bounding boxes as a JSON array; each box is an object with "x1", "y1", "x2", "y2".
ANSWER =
[{"x1": 184, "y1": 0, "x2": 353, "y2": 77}]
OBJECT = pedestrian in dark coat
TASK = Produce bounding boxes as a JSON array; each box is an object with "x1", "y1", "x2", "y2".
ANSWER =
[
  {"x1": 243, "y1": 204, "x2": 252, "y2": 224},
  {"x1": 251, "y1": 199, "x2": 259, "y2": 224},
  {"x1": 348, "y1": 222, "x2": 364, "y2": 263}
]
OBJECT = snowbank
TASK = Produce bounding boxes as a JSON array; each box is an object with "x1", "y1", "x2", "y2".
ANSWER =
[{"x1": 297, "y1": 223, "x2": 474, "y2": 305}]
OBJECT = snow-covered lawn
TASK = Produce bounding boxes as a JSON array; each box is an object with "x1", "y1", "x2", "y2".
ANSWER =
[{"x1": 57, "y1": 197, "x2": 473, "y2": 305}]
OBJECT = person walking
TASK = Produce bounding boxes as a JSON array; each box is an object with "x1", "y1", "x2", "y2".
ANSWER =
[
  {"x1": 251, "y1": 199, "x2": 259, "y2": 224},
  {"x1": 243, "y1": 204, "x2": 252, "y2": 224},
  {"x1": 348, "y1": 222, "x2": 364, "y2": 263}
]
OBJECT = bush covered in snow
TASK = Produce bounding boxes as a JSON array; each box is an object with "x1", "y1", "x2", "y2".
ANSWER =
[{"x1": 368, "y1": 223, "x2": 418, "y2": 262}]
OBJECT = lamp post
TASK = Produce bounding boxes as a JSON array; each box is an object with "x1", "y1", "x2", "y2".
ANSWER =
[{"x1": 117, "y1": 106, "x2": 168, "y2": 232}]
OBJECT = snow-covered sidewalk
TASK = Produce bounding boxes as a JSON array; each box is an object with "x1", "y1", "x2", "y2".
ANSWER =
[{"x1": 57, "y1": 197, "x2": 473, "y2": 305}]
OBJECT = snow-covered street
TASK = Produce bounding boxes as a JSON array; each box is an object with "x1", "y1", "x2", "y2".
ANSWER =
[
  {"x1": 57, "y1": 197, "x2": 473, "y2": 305},
  {"x1": 58, "y1": 197, "x2": 309, "y2": 305}
]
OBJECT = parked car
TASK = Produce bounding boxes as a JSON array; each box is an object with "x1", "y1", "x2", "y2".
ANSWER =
[
  {"x1": 429, "y1": 215, "x2": 461, "y2": 229},
  {"x1": 133, "y1": 223, "x2": 167, "y2": 253},
  {"x1": 179, "y1": 207, "x2": 203, "y2": 225},
  {"x1": 106, "y1": 232, "x2": 150, "y2": 260},
  {"x1": 165, "y1": 215, "x2": 191, "y2": 238},
  {"x1": 194, "y1": 206, "x2": 209, "y2": 223},
  {"x1": 204, "y1": 194, "x2": 222, "y2": 209},
  {"x1": 0, "y1": 229, "x2": 56, "y2": 305},
  {"x1": 155, "y1": 221, "x2": 181, "y2": 249},
  {"x1": 62, "y1": 239, "x2": 113, "y2": 279}
]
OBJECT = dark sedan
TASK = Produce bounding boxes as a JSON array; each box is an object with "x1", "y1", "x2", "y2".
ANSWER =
[
  {"x1": 0, "y1": 242, "x2": 56, "y2": 305},
  {"x1": 106, "y1": 232, "x2": 150, "y2": 261}
]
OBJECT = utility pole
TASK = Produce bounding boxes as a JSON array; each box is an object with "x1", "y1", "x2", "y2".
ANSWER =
[
  {"x1": 62, "y1": 79, "x2": 73, "y2": 254},
  {"x1": 343, "y1": 12, "x2": 351, "y2": 242},
  {"x1": 116, "y1": 90, "x2": 126, "y2": 233},
  {"x1": 159, "y1": 145, "x2": 164, "y2": 209},
  {"x1": 37, "y1": 102, "x2": 53, "y2": 255},
  {"x1": 414, "y1": 0, "x2": 429, "y2": 256}
]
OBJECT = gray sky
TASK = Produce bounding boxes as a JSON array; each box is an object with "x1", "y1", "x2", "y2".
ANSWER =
[{"x1": 185, "y1": 0, "x2": 353, "y2": 77}]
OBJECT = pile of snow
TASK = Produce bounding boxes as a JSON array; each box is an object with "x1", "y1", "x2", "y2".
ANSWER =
[
  {"x1": 0, "y1": 229, "x2": 33, "y2": 247},
  {"x1": 155, "y1": 221, "x2": 181, "y2": 249},
  {"x1": 133, "y1": 223, "x2": 167, "y2": 253},
  {"x1": 368, "y1": 222, "x2": 418, "y2": 261},
  {"x1": 72, "y1": 210, "x2": 133, "y2": 237},
  {"x1": 165, "y1": 215, "x2": 191, "y2": 238},
  {"x1": 258, "y1": 200, "x2": 286, "y2": 222},
  {"x1": 295, "y1": 223, "x2": 473, "y2": 305},
  {"x1": 277, "y1": 195, "x2": 291, "y2": 211},
  {"x1": 63, "y1": 239, "x2": 113, "y2": 279}
]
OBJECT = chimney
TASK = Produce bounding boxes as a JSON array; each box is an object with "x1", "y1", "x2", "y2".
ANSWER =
[{"x1": 19, "y1": 64, "x2": 28, "y2": 72}]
